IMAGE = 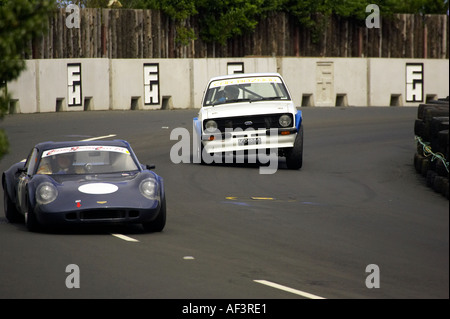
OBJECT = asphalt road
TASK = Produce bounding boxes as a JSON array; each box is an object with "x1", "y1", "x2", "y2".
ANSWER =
[{"x1": 0, "y1": 107, "x2": 448, "y2": 301}]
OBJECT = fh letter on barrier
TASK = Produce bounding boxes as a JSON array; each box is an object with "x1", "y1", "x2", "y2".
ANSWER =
[
  {"x1": 67, "y1": 63, "x2": 82, "y2": 107},
  {"x1": 406, "y1": 63, "x2": 424, "y2": 103},
  {"x1": 144, "y1": 63, "x2": 160, "y2": 105}
]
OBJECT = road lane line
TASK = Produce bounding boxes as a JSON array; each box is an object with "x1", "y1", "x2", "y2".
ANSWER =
[
  {"x1": 111, "y1": 233, "x2": 139, "y2": 242},
  {"x1": 254, "y1": 280, "x2": 326, "y2": 299},
  {"x1": 81, "y1": 134, "x2": 117, "y2": 141},
  {"x1": 82, "y1": 134, "x2": 127, "y2": 243}
]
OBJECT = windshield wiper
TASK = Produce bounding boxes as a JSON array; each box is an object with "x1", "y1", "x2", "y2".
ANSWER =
[
  {"x1": 211, "y1": 101, "x2": 225, "y2": 106},
  {"x1": 250, "y1": 97, "x2": 284, "y2": 102},
  {"x1": 226, "y1": 98, "x2": 251, "y2": 103}
]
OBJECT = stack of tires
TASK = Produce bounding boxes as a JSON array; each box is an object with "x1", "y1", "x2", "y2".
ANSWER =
[{"x1": 414, "y1": 97, "x2": 449, "y2": 199}]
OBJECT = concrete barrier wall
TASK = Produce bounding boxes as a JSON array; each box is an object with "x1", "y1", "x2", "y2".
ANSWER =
[
  {"x1": 369, "y1": 58, "x2": 449, "y2": 107},
  {"x1": 278, "y1": 57, "x2": 370, "y2": 107},
  {"x1": 6, "y1": 57, "x2": 449, "y2": 113}
]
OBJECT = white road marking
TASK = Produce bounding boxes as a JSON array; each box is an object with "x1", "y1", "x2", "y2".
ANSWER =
[
  {"x1": 82, "y1": 134, "x2": 125, "y2": 242},
  {"x1": 111, "y1": 233, "x2": 139, "y2": 242},
  {"x1": 78, "y1": 135, "x2": 133, "y2": 243},
  {"x1": 254, "y1": 280, "x2": 326, "y2": 299},
  {"x1": 183, "y1": 256, "x2": 195, "y2": 260},
  {"x1": 81, "y1": 134, "x2": 117, "y2": 141}
]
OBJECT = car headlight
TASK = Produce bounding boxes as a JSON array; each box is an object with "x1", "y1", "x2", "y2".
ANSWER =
[
  {"x1": 204, "y1": 120, "x2": 218, "y2": 132},
  {"x1": 36, "y1": 182, "x2": 58, "y2": 205},
  {"x1": 139, "y1": 178, "x2": 158, "y2": 200},
  {"x1": 279, "y1": 114, "x2": 292, "y2": 127}
]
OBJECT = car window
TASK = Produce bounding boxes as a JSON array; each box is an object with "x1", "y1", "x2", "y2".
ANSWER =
[
  {"x1": 36, "y1": 146, "x2": 139, "y2": 175},
  {"x1": 203, "y1": 76, "x2": 291, "y2": 106},
  {"x1": 25, "y1": 148, "x2": 39, "y2": 175}
]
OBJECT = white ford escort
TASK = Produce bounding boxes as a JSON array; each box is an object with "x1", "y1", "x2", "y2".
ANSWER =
[{"x1": 193, "y1": 73, "x2": 303, "y2": 169}]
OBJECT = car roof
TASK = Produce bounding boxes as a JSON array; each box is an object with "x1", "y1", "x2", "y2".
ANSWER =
[
  {"x1": 208, "y1": 72, "x2": 283, "y2": 82},
  {"x1": 35, "y1": 139, "x2": 131, "y2": 151}
]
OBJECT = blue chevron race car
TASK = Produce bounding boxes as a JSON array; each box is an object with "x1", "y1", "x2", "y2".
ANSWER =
[{"x1": 2, "y1": 140, "x2": 165, "y2": 232}]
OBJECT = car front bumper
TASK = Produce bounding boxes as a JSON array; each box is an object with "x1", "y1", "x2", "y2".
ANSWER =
[
  {"x1": 32, "y1": 200, "x2": 161, "y2": 226},
  {"x1": 201, "y1": 128, "x2": 297, "y2": 154}
]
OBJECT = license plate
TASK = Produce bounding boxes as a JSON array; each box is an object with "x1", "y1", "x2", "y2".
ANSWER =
[{"x1": 238, "y1": 137, "x2": 261, "y2": 146}]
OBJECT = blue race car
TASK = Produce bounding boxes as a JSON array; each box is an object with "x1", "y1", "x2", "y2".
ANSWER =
[{"x1": 2, "y1": 140, "x2": 166, "y2": 232}]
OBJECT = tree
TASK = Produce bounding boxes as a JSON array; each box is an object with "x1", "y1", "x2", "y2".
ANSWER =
[
  {"x1": 122, "y1": 0, "x2": 449, "y2": 45},
  {"x1": 144, "y1": 0, "x2": 280, "y2": 45},
  {"x1": 385, "y1": 0, "x2": 448, "y2": 14},
  {"x1": 142, "y1": 0, "x2": 198, "y2": 45},
  {"x1": 195, "y1": 0, "x2": 264, "y2": 45},
  {"x1": 0, "y1": 0, "x2": 54, "y2": 160}
]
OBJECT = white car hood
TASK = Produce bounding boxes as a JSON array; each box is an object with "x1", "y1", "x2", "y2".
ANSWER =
[{"x1": 205, "y1": 101, "x2": 293, "y2": 119}]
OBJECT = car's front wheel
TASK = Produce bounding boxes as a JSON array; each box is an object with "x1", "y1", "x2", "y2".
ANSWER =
[
  {"x1": 22, "y1": 189, "x2": 42, "y2": 232},
  {"x1": 285, "y1": 126, "x2": 303, "y2": 170},
  {"x1": 25, "y1": 206, "x2": 41, "y2": 232},
  {"x1": 142, "y1": 196, "x2": 166, "y2": 232}
]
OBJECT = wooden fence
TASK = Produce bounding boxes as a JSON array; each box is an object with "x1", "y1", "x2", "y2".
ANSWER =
[{"x1": 26, "y1": 8, "x2": 449, "y2": 59}]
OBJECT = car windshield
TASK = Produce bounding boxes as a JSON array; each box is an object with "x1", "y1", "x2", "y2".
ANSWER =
[
  {"x1": 203, "y1": 76, "x2": 291, "y2": 107},
  {"x1": 36, "y1": 146, "x2": 139, "y2": 175}
]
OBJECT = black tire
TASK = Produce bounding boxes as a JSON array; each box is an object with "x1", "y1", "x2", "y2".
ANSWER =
[
  {"x1": 142, "y1": 195, "x2": 166, "y2": 232},
  {"x1": 441, "y1": 178, "x2": 449, "y2": 199},
  {"x1": 414, "y1": 152, "x2": 423, "y2": 173},
  {"x1": 420, "y1": 157, "x2": 430, "y2": 177},
  {"x1": 436, "y1": 160, "x2": 449, "y2": 178},
  {"x1": 24, "y1": 192, "x2": 41, "y2": 232},
  {"x1": 3, "y1": 190, "x2": 23, "y2": 223},
  {"x1": 426, "y1": 170, "x2": 437, "y2": 188},
  {"x1": 25, "y1": 207, "x2": 41, "y2": 232},
  {"x1": 286, "y1": 126, "x2": 303, "y2": 170},
  {"x1": 433, "y1": 176, "x2": 445, "y2": 194},
  {"x1": 437, "y1": 130, "x2": 449, "y2": 158},
  {"x1": 414, "y1": 119, "x2": 425, "y2": 137}
]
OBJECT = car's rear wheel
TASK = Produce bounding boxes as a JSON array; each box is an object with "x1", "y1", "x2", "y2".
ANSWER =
[
  {"x1": 142, "y1": 195, "x2": 166, "y2": 232},
  {"x1": 3, "y1": 190, "x2": 23, "y2": 223},
  {"x1": 286, "y1": 125, "x2": 303, "y2": 170}
]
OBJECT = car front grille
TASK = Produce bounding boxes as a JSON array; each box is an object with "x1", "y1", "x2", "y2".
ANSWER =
[
  {"x1": 204, "y1": 113, "x2": 293, "y2": 132},
  {"x1": 66, "y1": 210, "x2": 140, "y2": 221}
]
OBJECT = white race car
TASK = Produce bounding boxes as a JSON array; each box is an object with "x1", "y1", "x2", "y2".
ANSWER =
[{"x1": 193, "y1": 73, "x2": 303, "y2": 169}]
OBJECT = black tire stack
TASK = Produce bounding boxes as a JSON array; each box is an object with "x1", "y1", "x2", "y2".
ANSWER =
[{"x1": 414, "y1": 97, "x2": 449, "y2": 199}]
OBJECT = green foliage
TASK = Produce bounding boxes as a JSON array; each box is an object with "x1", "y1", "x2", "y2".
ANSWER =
[
  {"x1": 0, "y1": 0, "x2": 54, "y2": 88},
  {"x1": 0, "y1": 127, "x2": 8, "y2": 159},
  {"x1": 0, "y1": 0, "x2": 55, "y2": 160},
  {"x1": 196, "y1": 0, "x2": 264, "y2": 44},
  {"x1": 140, "y1": 0, "x2": 448, "y2": 45},
  {"x1": 146, "y1": 0, "x2": 197, "y2": 20},
  {"x1": 385, "y1": 0, "x2": 448, "y2": 14},
  {"x1": 175, "y1": 24, "x2": 197, "y2": 46},
  {"x1": 143, "y1": 0, "x2": 198, "y2": 45}
]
